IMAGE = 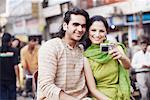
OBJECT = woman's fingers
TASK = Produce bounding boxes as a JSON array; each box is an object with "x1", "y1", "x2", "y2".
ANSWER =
[{"x1": 109, "y1": 48, "x2": 122, "y2": 60}]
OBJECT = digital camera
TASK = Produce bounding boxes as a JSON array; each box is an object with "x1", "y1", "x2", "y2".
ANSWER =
[{"x1": 100, "y1": 43, "x2": 114, "y2": 52}]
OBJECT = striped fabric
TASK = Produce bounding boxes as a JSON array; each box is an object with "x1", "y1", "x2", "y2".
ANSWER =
[{"x1": 37, "y1": 38, "x2": 88, "y2": 100}]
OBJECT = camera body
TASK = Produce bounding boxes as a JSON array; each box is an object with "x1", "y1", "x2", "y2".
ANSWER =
[{"x1": 100, "y1": 43, "x2": 114, "y2": 52}]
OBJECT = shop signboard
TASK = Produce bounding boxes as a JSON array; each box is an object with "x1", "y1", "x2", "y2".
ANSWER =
[{"x1": 126, "y1": 12, "x2": 150, "y2": 25}]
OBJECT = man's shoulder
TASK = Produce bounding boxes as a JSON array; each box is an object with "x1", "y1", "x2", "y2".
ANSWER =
[
  {"x1": 133, "y1": 50, "x2": 142, "y2": 57},
  {"x1": 20, "y1": 45, "x2": 28, "y2": 52},
  {"x1": 47, "y1": 38, "x2": 61, "y2": 43},
  {"x1": 40, "y1": 38, "x2": 63, "y2": 50},
  {"x1": 43, "y1": 38, "x2": 62, "y2": 46}
]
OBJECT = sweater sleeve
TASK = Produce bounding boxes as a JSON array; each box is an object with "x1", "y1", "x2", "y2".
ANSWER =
[{"x1": 37, "y1": 40, "x2": 61, "y2": 100}]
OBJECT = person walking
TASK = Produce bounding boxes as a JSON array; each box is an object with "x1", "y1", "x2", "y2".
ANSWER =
[
  {"x1": 0, "y1": 33, "x2": 19, "y2": 100},
  {"x1": 131, "y1": 36, "x2": 150, "y2": 100},
  {"x1": 20, "y1": 36, "x2": 39, "y2": 97}
]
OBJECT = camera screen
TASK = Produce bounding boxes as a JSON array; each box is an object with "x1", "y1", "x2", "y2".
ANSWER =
[{"x1": 101, "y1": 46, "x2": 109, "y2": 52}]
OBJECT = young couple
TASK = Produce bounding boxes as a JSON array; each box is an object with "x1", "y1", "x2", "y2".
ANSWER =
[{"x1": 37, "y1": 7, "x2": 131, "y2": 100}]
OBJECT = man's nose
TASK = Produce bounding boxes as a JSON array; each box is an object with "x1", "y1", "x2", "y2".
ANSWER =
[{"x1": 77, "y1": 25, "x2": 83, "y2": 32}]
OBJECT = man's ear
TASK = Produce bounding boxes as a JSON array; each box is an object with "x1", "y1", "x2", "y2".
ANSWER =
[{"x1": 63, "y1": 22, "x2": 68, "y2": 31}]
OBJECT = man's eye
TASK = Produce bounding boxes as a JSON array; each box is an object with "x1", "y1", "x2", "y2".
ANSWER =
[
  {"x1": 81, "y1": 24, "x2": 86, "y2": 28},
  {"x1": 73, "y1": 23, "x2": 80, "y2": 26}
]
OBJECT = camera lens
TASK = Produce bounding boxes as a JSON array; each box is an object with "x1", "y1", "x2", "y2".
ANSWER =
[{"x1": 102, "y1": 46, "x2": 108, "y2": 52}]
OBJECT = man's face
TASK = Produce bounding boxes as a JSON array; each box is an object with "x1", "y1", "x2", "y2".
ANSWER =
[
  {"x1": 63, "y1": 14, "x2": 86, "y2": 41},
  {"x1": 29, "y1": 40, "x2": 37, "y2": 48},
  {"x1": 140, "y1": 42, "x2": 148, "y2": 51}
]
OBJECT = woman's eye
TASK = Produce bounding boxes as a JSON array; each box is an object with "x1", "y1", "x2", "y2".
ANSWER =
[
  {"x1": 99, "y1": 30, "x2": 105, "y2": 32},
  {"x1": 91, "y1": 29, "x2": 96, "y2": 32}
]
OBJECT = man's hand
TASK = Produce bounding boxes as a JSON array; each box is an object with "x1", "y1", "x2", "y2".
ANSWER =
[{"x1": 60, "y1": 91, "x2": 79, "y2": 100}]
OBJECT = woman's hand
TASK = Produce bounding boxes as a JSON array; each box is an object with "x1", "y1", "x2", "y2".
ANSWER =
[
  {"x1": 109, "y1": 45, "x2": 131, "y2": 69},
  {"x1": 109, "y1": 45, "x2": 124, "y2": 60}
]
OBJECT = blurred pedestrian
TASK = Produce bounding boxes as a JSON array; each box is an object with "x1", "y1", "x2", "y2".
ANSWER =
[
  {"x1": 131, "y1": 36, "x2": 150, "y2": 100},
  {"x1": 12, "y1": 38, "x2": 21, "y2": 48},
  {"x1": 128, "y1": 40, "x2": 141, "y2": 60},
  {"x1": 20, "y1": 36, "x2": 40, "y2": 97},
  {"x1": 37, "y1": 7, "x2": 90, "y2": 100},
  {"x1": 0, "y1": 33, "x2": 19, "y2": 100},
  {"x1": 83, "y1": 15, "x2": 131, "y2": 100},
  {"x1": 11, "y1": 37, "x2": 23, "y2": 95},
  {"x1": 12, "y1": 38, "x2": 22, "y2": 60}
]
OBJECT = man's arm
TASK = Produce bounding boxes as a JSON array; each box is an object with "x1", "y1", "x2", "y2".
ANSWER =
[
  {"x1": 20, "y1": 48, "x2": 31, "y2": 74},
  {"x1": 59, "y1": 91, "x2": 78, "y2": 100},
  {"x1": 14, "y1": 48, "x2": 21, "y2": 87},
  {"x1": 38, "y1": 41, "x2": 78, "y2": 100},
  {"x1": 14, "y1": 65, "x2": 20, "y2": 86}
]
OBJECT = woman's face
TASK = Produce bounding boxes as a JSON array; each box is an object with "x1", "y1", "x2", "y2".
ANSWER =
[
  {"x1": 89, "y1": 21, "x2": 107, "y2": 44},
  {"x1": 12, "y1": 40, "x2": 19, "y2": 48}
]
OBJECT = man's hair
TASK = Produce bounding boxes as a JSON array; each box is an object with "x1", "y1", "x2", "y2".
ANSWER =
[
  {"x1": 29, "y1": 36, "x2": 38, "y2": 42},
  {"x1": 1, "y1": 33, "x2": 12, "y2": 52},
  {"x1": 139, "y1": 35, "x2": 149, "y2": 45},
  {"x1": 132, "y1": 40, "x2": 138, "y2": 45},
  {"x1": 56, "y1": 7, "x2": 89, "y2": 38}
]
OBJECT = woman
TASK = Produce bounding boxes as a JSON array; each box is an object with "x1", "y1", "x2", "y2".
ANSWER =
[{"x1": 83, "y1": 15, "x2": 131, "y2": 100}]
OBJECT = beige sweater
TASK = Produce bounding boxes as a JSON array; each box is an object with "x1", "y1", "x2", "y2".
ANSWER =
[{"x1": 37, "y1": 38, "x2": 88, "y2": 100}]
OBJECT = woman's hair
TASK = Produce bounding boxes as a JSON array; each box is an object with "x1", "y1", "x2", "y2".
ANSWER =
[
  {"x1": 88, "y1": 15, "x2": 109, "y2": 32},
  {"x1": 1, "y1": 33, "x2": 12, "y2": 52},
  {"x1": 56, "y1": 7, "x2": 89, "y2": 38}
]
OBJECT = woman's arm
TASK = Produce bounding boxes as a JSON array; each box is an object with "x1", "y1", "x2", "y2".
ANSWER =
[{"x1": 84, "y1": 57, "x2": 110, "y2": 100}]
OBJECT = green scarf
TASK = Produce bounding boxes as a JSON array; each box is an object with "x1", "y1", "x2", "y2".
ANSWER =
[{"x1": 84, "y1": 42, "x2": 130, "y2": 100}]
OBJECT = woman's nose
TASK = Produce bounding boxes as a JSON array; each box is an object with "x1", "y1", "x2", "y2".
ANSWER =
[{"x1": 94, "y1": 32, "x2": 100, "y2": 37}]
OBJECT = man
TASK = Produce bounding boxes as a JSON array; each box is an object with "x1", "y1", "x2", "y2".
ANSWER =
[
  {"x1": 20, "y1": 36, "x2": 39, "y2": 96},
  {"x1": 37, "y1": 7, "x2": 89, "y2": 100},
  {"x1": 0, "y1": 33, "x2": 19, "y2": 100},
  {"x1": 131, "y1": 36, "x2": 150, "y2": 100},
  {"x1": 128, "y1": 40, "x2": 141, "y2": 60}
]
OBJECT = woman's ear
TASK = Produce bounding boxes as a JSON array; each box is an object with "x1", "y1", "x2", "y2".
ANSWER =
[{"x1": 63, "y1": 22, "x2": 68, "y2": 31}]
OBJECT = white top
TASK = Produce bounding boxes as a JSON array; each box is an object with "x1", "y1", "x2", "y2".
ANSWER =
[{"x1": 131, "y1": 50, "x2": 150, "y2": 72}]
